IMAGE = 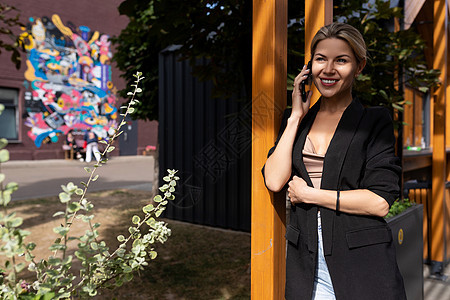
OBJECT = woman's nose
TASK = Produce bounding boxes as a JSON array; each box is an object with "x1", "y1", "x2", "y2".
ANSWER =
[{"x1": 323, "y1": 62, "x2": 335, "y2": 74}]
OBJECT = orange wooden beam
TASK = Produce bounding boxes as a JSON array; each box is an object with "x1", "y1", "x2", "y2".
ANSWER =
[
  {"x1": 251, "y1": 0, "x2": 287, "y2": 299},
  {"x1": 305, "y1": 0, "x2": 333, "y2": 105},
  {"x1": 446, "y1": 1, "x2": 450, "y2": 262},
  {"x1": 431, "y1": 0, "x2": 447, "y2": 264}
]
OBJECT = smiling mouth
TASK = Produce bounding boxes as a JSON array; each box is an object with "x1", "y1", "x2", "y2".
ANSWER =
[{"x1": 320, "y1": 78, "x2": 338, "y2": 86}]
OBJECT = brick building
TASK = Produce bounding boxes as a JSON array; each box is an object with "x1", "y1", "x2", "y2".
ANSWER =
[{"x1": 0, "y1": 0, "x2": 157, "y2": 160}]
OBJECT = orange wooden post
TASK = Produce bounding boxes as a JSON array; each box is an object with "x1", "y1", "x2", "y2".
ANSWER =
[
  {"x1": 305, "y1": 0, "x2": 333, "y2": 105},
  {"x1": 446, "y1": 0, "x2": 450, "y2": 263},
  {"x1": 251, "y1": 0, "x2": 287, "y2": 299},
  {"x1": 431, "y1": 0, "x2": 447, "y2": 270}
]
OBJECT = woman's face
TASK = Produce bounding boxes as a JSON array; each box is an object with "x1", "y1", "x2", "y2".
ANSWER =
[{"x1": 311, "y1": 38, "x2": 365, "y2": 101}]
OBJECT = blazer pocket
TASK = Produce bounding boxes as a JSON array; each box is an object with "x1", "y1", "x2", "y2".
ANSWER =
[
  {"x1": 346, "y1": 225, "x2": 392, "y2": 249},
  {"x1": 285, "y1": 225, "x2": 300, "y2": 246}
]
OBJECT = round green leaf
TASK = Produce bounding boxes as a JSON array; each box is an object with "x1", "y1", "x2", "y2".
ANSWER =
[
  {"x1": 52, "y1": 211, "x2": 65, "y2": 217},
  {"x1": 90, "y1": 242, "x2": 98, "y2": 250},
  {"x1": 9, "y1": 216, "x2": 23, "y2": 227},
  {"x1": 5, "y1": 182, "x2": 18, "y2": 192},
  {"x1": 68, "y1": 202, "x2": 81, "y2": 213},
  {"x1": 0, "y1": 138, "x2": 8, "y2": 150},
  {"x1": 143, "y1": 204, "x2": 155, "y2": 213},
  {"x1": 132, "y1": 215, "x2": 140, "y2": 224},
  {"x1": 59, "y1": 192, "x2": 71, "y2": 203},
  {"x1": 53, "y1": 226, "x2": 70, "y2": 236},
  {"x1": 0, "y1": 149, "x2": 9, "y2": 163},
  {"x1": 27, "y1": 242, "x2": 36, "y2": 251}
]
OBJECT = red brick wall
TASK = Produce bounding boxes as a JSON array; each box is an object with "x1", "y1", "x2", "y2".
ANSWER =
[{"x1": 137, "y1": 120, "x2": 159, "y2": 155}]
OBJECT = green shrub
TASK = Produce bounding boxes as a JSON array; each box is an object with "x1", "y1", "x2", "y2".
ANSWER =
[
  {"x1": 0, "y1": 72, "x2": 179, "y2": 299},
  {"x1": 385, "y1": 199, "x2": 413, "y2": 219}
]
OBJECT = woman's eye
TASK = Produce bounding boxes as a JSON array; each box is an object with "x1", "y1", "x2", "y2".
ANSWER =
[
  {"x1": 337, "y1": 58, "x2": 347, "y2": 63},
  {"x1": 315, "y1": 57, "x2": 325, "y2": 62}
]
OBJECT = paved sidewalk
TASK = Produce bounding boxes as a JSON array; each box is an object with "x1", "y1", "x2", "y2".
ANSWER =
[
  {"x1": 1, "y1": 155, "x2": 155, "y2": 201},
  {"x1": 424, "y1": 263, "x2": 450, "y2": 300}
]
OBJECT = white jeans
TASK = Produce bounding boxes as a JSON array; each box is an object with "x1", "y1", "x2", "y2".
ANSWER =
[
  {"x1": 312, "y1": 212, "x2": 336, "y2": 300},
  {"x1": 85, "y1": 142, "x2": 100, "y2": 163}
]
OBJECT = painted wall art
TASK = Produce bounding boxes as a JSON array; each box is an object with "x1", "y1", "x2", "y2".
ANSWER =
[{"x1": 20, "y1": 15, "x2": 118, "y2": 147}]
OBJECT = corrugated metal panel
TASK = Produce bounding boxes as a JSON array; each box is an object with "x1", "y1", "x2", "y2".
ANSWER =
[{"x1": 159, "y1": 48, "x2": 251, "y2": 232}]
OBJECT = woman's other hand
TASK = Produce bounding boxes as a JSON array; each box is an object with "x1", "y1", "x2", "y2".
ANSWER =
[
  {"x1": 287, "y1": 175, "x2": 311, "y2": 204},
  {"x1": 291, "y1": 64, "x2": 312, "y2": 121}
]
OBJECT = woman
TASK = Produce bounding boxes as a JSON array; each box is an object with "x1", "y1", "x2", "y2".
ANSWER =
[
  {"x1": 263, "y1": 22, "x2": 406, "y2": 300},
  {"x1": 84, "y1": 130, "x2": 101, "y2": 163}
]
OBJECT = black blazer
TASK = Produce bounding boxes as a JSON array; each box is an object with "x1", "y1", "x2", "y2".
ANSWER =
[{"x1": 263, "y1": 99, "x2": 406, "y2": 300}]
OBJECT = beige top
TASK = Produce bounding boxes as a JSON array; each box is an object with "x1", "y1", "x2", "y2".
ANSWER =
[{"x1": 302, "y1": 136, "x2": 325, "y2": 189}]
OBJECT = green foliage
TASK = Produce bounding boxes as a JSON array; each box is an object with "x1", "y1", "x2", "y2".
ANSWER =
[
  {"x1": 112, "y1": 0, "x2": 252, "y2": 121},
  {"x1": 334, "y1": 0, "x2": 440, "y2": 113},
  {"x1": 0, "y1": 3, "x2": 26, "y2": 69},
  {"x1": 385, "y1": 199, "x2": 413, "y2": 219},
  {"x1": 0, "y1": 72, "x2": 179, "y2": 298},
  {"x1": 115, "y1": 0, "x2": 438, "y2": 121}
]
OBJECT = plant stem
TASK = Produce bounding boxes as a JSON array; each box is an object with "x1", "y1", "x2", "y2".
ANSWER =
[{"x1": 52, "y1": 74, "x2": 144, "y2": 259}]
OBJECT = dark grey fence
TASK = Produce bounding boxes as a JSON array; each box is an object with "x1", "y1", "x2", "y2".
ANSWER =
[{"x1": 158, "y1": 46, "x2": 251, "y2": 231}]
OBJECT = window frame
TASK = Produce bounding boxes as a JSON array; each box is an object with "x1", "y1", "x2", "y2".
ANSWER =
[{"x1": 0, "y1": 87, "x2": 20, "y2": 141}]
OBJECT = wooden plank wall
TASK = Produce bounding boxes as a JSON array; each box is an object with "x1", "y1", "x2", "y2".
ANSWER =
[
  {"x1": 403, "y1": 87, "x2": 425, "y2": 147},
  {"x1": 408, "y1": 188, "x2": 432, "y2": 261}
]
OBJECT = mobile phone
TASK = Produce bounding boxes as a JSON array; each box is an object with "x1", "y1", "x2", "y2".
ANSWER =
[{"x1": 301, "y1": 60, "x2": 312, "y2": 102}]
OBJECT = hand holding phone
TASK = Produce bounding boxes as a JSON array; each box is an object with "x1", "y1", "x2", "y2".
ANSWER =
[{"x1": 301, "y1": 60, "x2": 312, "y2": 102}]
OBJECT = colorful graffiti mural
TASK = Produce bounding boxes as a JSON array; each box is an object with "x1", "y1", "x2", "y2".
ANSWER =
[{"x1": 21, "y1": 15, "x2": 118, "y2": 147}]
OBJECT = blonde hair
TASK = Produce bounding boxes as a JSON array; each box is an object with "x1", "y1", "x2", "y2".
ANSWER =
[{"x1": 310, "y1": 22, "x2": 367, "y2": 64}]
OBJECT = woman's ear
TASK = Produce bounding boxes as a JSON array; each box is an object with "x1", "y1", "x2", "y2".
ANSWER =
[{"x1": 355, "y1": 59, "x2": 366, "y2": 77}]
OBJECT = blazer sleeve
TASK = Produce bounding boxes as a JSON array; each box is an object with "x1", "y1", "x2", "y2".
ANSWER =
[
  {"x1": 360, "y1": 108, "x2": 402, "y2": 206},
  {"x1": 261, "y1": 108, "x2": 291, "y2": 189}
]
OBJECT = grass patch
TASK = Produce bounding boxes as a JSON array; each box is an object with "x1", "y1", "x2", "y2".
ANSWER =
[
  {"x1": 109, "y1": 190, "x2": 135, "y2": 197},
  {"x1": 97, "y1": 220, "x2": 251, "y2": 299},
  {"x1": 8, "y1": 197, "x2": 55, "y2": 208},
  {"x1": 6, "y1": 189, "x2": 251, "y2": 299}
]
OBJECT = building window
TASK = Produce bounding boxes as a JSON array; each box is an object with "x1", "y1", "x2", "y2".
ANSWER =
[
  {"x1": 422, "y1": 92, "x2": 431, "y2": 148},
  {"x1": 0, "y1": 87, "x2": 19, "y2": 140},
  {"x1": 403, "y1": 87, "x2": 430, "y2": 149}
]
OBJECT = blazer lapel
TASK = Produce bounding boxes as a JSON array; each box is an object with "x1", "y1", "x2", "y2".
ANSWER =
[
  {"x1": 321, "y1": 99, "x2": 365, "y2": 190},
  {"x1": 292, "y1": 100, "x2": 321, "y2": 253},
  {"x1": 292, "y1": 100, "x2": 321, "y2": 186},
  {"x1": 321, "y1": 99, "x2": 365, "y2": 255}
]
